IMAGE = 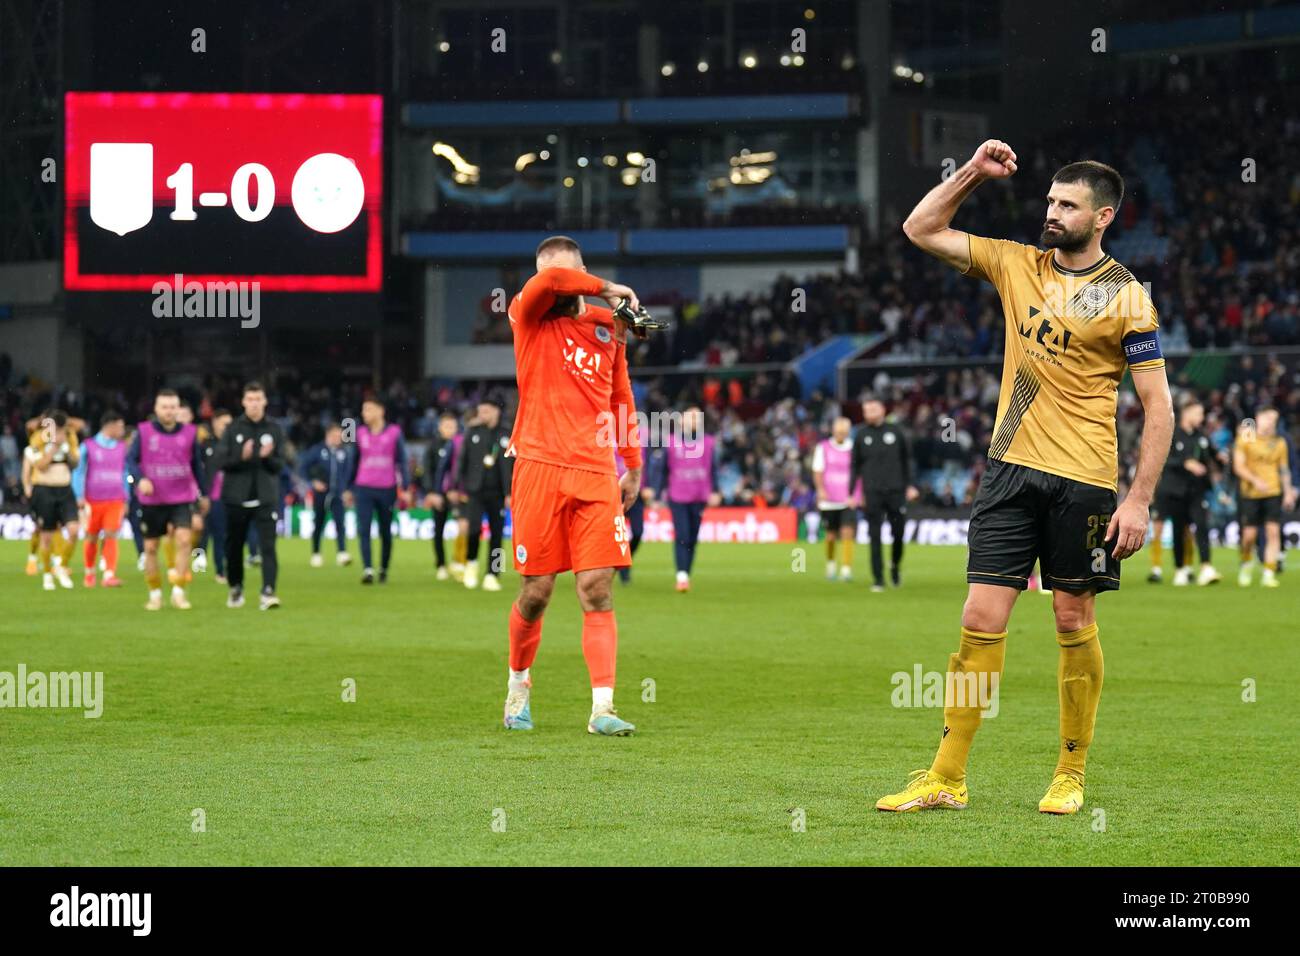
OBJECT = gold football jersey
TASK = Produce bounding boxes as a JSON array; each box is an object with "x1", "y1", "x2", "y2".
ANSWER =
[
  {"x1": 1236, "y1": 434, "x2": 1288, "y2": 499},
  {"x1": 965, "y1": 236, "x2": 1164, "y2": 491}
]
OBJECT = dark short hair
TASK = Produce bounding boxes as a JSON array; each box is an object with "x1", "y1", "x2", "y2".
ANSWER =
[
  {"x1": 242, "y1": 381, "x2": 265, "y2": 395},
  {"x1": 536, "y1": 235, "x2": 582, "y2": 259},
  {"x1": 439, "y1": 410, "x2": 458, "y2": 421},
  {"x1": 46, "y1": 409, "x2": 68, "y2": 428},
  {"x1": 100, "y1": 410, "x2": 124, "y2": 428},
  {"x1": 156, "y1": 388, "x2": 178, "y2": 399},
  {"x1": 212, "y1": 407, "x2": 232, "y2": 420},
  {"x1": 326, "y1": 421, "x2": 344, "y2": 432},
  {"x1": 363, "y1": 396, "x2": 384, "y2": 408},
  {"x1": 1052, "y1": 160, "x2": 1124, "y2": 212}
]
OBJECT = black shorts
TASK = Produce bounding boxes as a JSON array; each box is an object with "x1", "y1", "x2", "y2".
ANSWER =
[
  {"x1": 820, "y1": 507, "x2": 857, "y2": 531},
  {"x1": 967, "y1": 459, "x2": 1120, "y2": 593},
  {"x1": 1239, "y1": 495, "x2": 1282, "y2": 526},
  {"x1": 137, "y1": 502, "x2": 195, "y2": 539},
  {"x1": 863, "y1": 489, "x2": 906, "y2": 521},
  {"x1": 31, "y1": 485, "x2": 78, "y2": 530},
  {"x1": 1156, "y1": 488, "x2": 1207, "y2": 525}
]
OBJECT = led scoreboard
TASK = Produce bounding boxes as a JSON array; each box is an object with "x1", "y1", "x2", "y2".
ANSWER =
[{"x1": 64, "y1": 92, "x2": 383, "y2": 292}]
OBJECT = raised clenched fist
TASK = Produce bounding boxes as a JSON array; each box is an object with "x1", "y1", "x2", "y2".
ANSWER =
[{"x1": 971, "y1": 139, "x2": 1018, "y2": 179}]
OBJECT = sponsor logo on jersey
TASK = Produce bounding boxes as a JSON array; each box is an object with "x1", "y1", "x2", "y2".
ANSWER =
[{"x1": 562, "y1": 337, "x2": 603, "y2": 379}]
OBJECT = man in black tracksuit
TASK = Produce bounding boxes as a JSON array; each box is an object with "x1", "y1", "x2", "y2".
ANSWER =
[
  {"x1": 457, "y1": 396, "x2": 513, "y2": 590},
  {"x1": 1154, "y1": 396, "x2": 1219, "y2": 585},
  {"x1": 850, "y1": 397, "x2": 919, "y2": 591},
  {"x1": 211, "y1": 382, "x2": 287, "y2": 609},
  {"x1": 421, "y1": 410, "x2": 461, "y2": 578},
  {"x1": 298, "y1": 422, "x2": 353, "y2": 566}
]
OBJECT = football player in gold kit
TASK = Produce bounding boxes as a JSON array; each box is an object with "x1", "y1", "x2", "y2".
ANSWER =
[{"x1": 878, "y1": 140, "x2": 1174, "y2": 814}]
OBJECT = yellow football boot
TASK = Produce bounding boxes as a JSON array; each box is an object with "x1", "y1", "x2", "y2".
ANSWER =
[
  {"x1": 876, "y1": 769, "x2": 969, "y2": 812},
  {"x1": 1038, "y1": 773, "x2": 1085, "y2": 814}
]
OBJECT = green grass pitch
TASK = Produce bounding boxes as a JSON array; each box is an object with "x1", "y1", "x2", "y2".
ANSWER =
[{"x1": 1, "y1": 537, "x2": 1296, "y2": 866}]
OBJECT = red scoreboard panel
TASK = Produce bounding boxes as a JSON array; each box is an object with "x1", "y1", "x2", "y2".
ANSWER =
[{"x1": 65, "y1": 92, "x2": 383, "y2": 292}]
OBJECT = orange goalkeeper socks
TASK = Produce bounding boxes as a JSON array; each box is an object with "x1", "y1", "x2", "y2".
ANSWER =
[
  {"x1": 581, "y1": 609, "x2": 618, "y2": 688},
  {"x1": 508, "y1": 603, "x2": 543, "y2": 672}
]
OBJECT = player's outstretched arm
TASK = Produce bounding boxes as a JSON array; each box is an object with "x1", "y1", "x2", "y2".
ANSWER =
[
  {"x1": 903, "y1": 139, "x2": 1017, "y2": 272},
  {"x1": 1107, "y1": 367, "x2": 1173, "y2": 560}
]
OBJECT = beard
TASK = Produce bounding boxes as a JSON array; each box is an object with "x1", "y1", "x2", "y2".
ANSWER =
[{"x1": 1040, "y1": 220, "x2": 1093, "y2": 252}]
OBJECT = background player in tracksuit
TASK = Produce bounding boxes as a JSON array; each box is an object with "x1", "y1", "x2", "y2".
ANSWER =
[
  {"x1": 198, "y1": 409, "x2": 232, "y2": 583},
  {"x1": 300, "y1": 422, "x2": 353, "y2": 568},
  {"x1": 127, "y1": 389, "x2": 207, "y2": 610},
  {"x1": 73, "y1": 410, "x2": 129, "y2": 588},
  {"x1": 456, "y1": 396, "x2": 513, "y2": 592},
  {"x1": 850, "y1": 396, "x2": 919, "y2": 591},
  {"x1": 211, "y1": 382, "x2": 285, "y2": 609},
  {"x1": 1154, "y1": 396, "x2": 1220, "y2": 586},
  {"x1": 658, "y1": 405, "x2": 720, "y2": 592},
  {"x1": 421, "y1": 410, "x2": 460, "y2": 581},
  {"x1": 344, "y1": 396, "x2": 410, "y2": 585},
  {"x1": 814, "y1": 416, "x2": 859, "y2": 582}
]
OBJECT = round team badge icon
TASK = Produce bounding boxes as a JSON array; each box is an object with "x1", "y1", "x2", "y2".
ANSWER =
[
  {"x1": 515, "y1": 544, "x2": 527, "y2": 564},
  {"x1": 595, "y1": 325, "x2": 612, "y2": 343},
  {"x1": 1081, "y1": 285, "x2": 1109, "y2": 310}
]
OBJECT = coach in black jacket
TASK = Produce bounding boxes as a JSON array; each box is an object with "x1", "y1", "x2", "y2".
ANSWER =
[
  {"x1": 456, "y1": 396, "x2": 513, "y2": 589},
  {"x1": 850, "y1": 396, "x2": 920, "y2": 591},
  {"x1": 211, "y1": 382, "x2": 288, "y2": 608}
]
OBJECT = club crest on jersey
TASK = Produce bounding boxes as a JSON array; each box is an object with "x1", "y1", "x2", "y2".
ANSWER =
[
  {"x1": 1080, "y1": 284, "x2": 1110, "y2": 311},
  {"x1": 563, "y1": 337, "x2": 602, "y2": 379},
  {"x1": 595, "y1": 325, "x2": 611, "y2": 343},
  {"x1": 515, "y1": 544, "x2": 527, "y2": 564}
]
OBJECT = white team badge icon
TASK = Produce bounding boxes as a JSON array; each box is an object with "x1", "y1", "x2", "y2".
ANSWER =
[
  {"x1": 515, "y1": 544, "x2": 527, "y2": 564},
  {"x1": 884, "y1": 432, "x2": 896, "y2": 444},
  {"x1": 595, "y1": 325, "x2": 611, "y2": 343},
  {"x1": 90, "y1": 142, "x2": 154, "y2": 236},
  {"x1": 1081, "y1": 284, "x2": 1109, "y2": 310}
]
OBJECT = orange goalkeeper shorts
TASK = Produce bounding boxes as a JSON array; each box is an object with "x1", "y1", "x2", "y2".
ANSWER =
[
  {"x1": 510, "y1": 458, "x2": 630, "y2": 576},
  {"x1": 86, "y1": 499, "x2": 126, "y2": 537}
]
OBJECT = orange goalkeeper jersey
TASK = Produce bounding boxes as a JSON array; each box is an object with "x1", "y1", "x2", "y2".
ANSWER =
[{"x1": 507, "y1": 267, "x2": 642, "y2": 476}]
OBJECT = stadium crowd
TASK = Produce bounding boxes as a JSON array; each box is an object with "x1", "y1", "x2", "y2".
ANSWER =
[
  {"x1": 4, "y1": 345, "x2": 1297, "y2": 529},
  {"x1": 5, "y1": 67, "x2": 1299, "y2": 520},
  {"x1": 632, "y1": 65, "x2": 1300, "y2": 370}
]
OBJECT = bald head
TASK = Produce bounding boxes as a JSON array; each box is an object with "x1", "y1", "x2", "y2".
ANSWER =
[{"x1": 536, "y1": 235, "x2": 584, "y2": 273}]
